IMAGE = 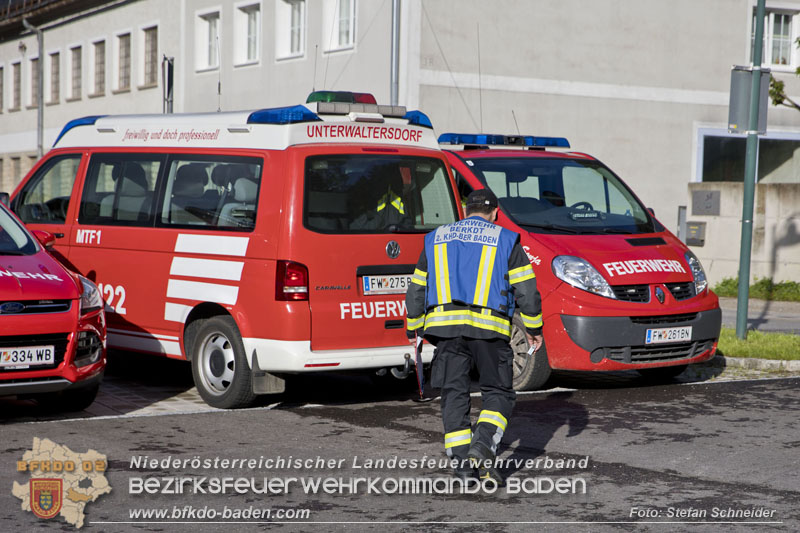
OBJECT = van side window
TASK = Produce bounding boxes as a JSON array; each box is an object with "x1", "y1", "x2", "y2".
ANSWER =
[
  {"x1": 14, "y1": 154, "x2": 82, "y2": 224},
  {"x1": 79, "y1": 155, "x2": 164, "y2": 226},
  {"x1": 159, "y1": 156, "x2": 262, "y2": 230}
]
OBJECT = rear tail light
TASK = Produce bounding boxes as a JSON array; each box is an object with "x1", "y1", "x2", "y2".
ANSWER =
[{"x1": 276, "y1": 261, "x2": 309, "y2": 301}]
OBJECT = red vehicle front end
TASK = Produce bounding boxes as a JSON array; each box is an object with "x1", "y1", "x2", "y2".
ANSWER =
[
  {"x1": 0, "y1": 203, "x2": 106, "y2": 410},
  {"x1": 441, "y1": 134, "x2": 721, "y2": 388}
]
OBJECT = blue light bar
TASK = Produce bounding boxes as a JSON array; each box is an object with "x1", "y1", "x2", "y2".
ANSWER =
[
  {"x1": 248, "y1": 105, "x2": 322, "y2": 125},
  {"x1": 438, "y1": 133, "x2": 570, "y2": 148},
  {"x1": 53, "y1": 115, "x2": 106, "y2": 146},
  {"x1": 403, "y1": 110, "x2": 433, "y2": 128}
]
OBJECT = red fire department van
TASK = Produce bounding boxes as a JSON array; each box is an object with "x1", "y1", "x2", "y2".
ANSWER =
[
  {"x1": 9, "y1": 93, "x2": 459, "y2": 408},
  {"x1": 439, "y1": 133, "x2": 721, "y2": 390},
  {"x1": 0, "y1": 200, "x2": 106, "y2": 410}
]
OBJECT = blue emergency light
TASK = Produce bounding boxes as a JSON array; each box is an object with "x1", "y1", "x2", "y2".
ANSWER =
[
  {"x1": 438, "y1": 133, "x2": 570, "y2": 148},
  {"x1": 53, "y1": 115, "x2": 107, "y2": 146},
  {"x1": 248, "y1": 105, "x2": 322, "y2": 125}
]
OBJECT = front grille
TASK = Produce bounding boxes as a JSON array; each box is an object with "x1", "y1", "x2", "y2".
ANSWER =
[
  {"x1": 0, "y1": 300, "x2": 72, "y2": 314},
  {"x1": 665, "y1": 282, "x2": 696, "y2": 301},
  {"x1": 0, "y1": 333, "x2": 69, "y2": 372},
  {"x1": 597, "y1": 339, "x2": 715, "y2": 364},
  {"x1": 630, "y1": 313, "x2": 698, "y2": 325},
  {"x1": 612, "y1": 285, "x2": 650, "y2": 302}
]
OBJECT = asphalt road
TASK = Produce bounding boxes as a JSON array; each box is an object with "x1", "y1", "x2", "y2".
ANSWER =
[{"x1": 1, "y1": 354, "x2": 798, "y2": 532}]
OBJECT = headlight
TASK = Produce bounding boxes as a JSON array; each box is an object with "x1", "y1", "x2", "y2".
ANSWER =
[
  {"x1": 552, "y1": 255, "x2": 616, "y2": 299},
  {"x1": 684, "y1": 250, "x2": 708, "y2": 295},
  {"x1": 79, "y1": 276, "x2": 103, "y2": 315}
]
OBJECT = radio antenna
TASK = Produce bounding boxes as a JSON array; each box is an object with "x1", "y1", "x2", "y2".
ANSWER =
[
  {"x1": 477, "y1": 23, "x2": 483, "y2": 132},
  {"x1": 512, "y1": 110, "x2": 521, "y2": 135},
  {"x1": 216, "y1": 33, "x2": 222, "y2": 111},
  {"x1": 312, "y1": 44, "x2": 318, "y2": 91}
]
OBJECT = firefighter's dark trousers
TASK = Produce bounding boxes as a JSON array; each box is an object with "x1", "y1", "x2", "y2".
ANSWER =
[{"x1": 431, "y1": 336, "x2": 516, "y2": 461}]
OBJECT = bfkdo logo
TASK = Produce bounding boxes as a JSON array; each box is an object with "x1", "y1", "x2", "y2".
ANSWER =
[
  {"x1": 12, "y1": 437, "x2": 111, "y2": 529},
  {"x1": 30, "y1": 478, "x2": 63, "y2": 519}
]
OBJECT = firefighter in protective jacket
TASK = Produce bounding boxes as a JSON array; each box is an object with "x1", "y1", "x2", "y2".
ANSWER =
[{"x1": 405, "y1": 188, "x2": 543, "y2": 483}]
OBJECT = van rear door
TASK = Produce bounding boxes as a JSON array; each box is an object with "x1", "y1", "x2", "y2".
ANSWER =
[{"x1": 291, "y1": 147, "x2": 459, "y2": 351}]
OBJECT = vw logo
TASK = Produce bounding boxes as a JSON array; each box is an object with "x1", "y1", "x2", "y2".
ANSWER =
[
  {"x1": 386, "y1": 241, "x2": 401, "y2": 259},
  {"x1": 655, "y1": 286, "x2": 665, "y2": 304},
  {"x1": 0, "y1": 302, "x2": 25, "y2": 314}
]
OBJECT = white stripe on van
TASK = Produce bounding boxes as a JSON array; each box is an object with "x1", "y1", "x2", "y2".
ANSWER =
[
  {"x1": 164, "y1": 303, "x2": 193, "y2": 323},
  {"x1": 169, "y1": 256, "x2": 245, "y2": 281},
  {"x1": 174, "y1": 234, "x2": 249, "y2": 257},
  {"x1": 108, "y1": 331, "x2": 182, "y2": 356},
  {"x1": 166, "y1": 279, "x2": 239, "y2": 305}
]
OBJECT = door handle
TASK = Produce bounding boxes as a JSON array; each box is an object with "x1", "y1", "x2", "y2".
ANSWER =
[{"x1": 54, "y1": 233, "x2": 65, "y2": 238}]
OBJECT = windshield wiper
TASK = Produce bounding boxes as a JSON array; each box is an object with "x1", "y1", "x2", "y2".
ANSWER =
[
  {"x1": 0, "y1": 251, "x2": 26, "y2": 256},
  {"x1": 384, "y1": 224, "x2": 428, "y2": 234},
  {"x1": 519, "y1": 223, "x2": 582, "y2": 234},
  {"x1": 601, "y1": 228, "x2": 634, "y2": 234}
]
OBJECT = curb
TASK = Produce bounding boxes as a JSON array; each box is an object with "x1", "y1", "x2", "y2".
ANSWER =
[{"x1": 712, "y1": 354, "x2": 800, "y2": 372}]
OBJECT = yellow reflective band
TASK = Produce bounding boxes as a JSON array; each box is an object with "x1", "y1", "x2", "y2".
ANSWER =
[
  {"x1": 520, "y1": 312, "x2": 543, "y2": 329},
  {"x1": 377, "y1": 192, "x2": 405, "y2": 214},
  {"x1": 407, "y1": 315, "x2": 425, "y2": 330},
  {"x1": 509, "y1": 264, "x2": 536, "y2": 285},
  {"x1": 434, "y1": 243, "x2": 451, "y2": 304},
  {"x1": 391, "y1": 196, "x2": 405, "y2": 214},
  {"x1": 472, "y1": 245, "x2": 497, "y2": 307},
  {"x1": 444, "y1": 428, "x2": 472, "y2": 448},
  {"x1": 477, "y1": 410, "x2": 508, "y2": 431},
  {"x1": 424, "y1": 309, "x2": 512, "y2": 336},
  {"x1": 411, "y1": 268, "x2": 427, "y2": 287}
]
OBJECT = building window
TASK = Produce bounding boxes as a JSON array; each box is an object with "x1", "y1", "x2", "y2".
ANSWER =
[
  {"x1": 235, "y1": 4, "x2": 260, "y2": 64},
  {"x1": 276, "y1": 0, "x2": 305, "y2": 59},
  {"x1": 752, "y1": 9, "x2": 799, "y2": 68},
  {"x1": 12, "y1": 62, "x2": 21, "y2": 109},
  {"x1": 323, "y1": 0, "x2": 355, "y2": 52},
  {"x1": 197, "y1": 11, "x2": 220, "y2": 70},
  {"x1": 70, "y1": 46, "x2": 82, "y2": 99},
  {"x1": 143, "y1": 26, "x2": 158, "y2": 86},
  {"x1": 0, "y1": 66, "x2": 4, "y2": 111},
  {"x1": 118, "y1": 33, "x2": 131, "y2": 90},
  {"x1": 93, "y1": 40, "x2": 106, "y2": 95},
  {"x1": 49, "y1": 52, "x2": 60, "y2": 103},
  {"x1": 698, "y1": 128, "x2": 800, "y2": 184},
  {"x1": 30, "y1": 57, "x2": 39, "y2": 107},
  {"x1": 337, "y1": 0, "x2": 355, "y2": 48},
  {"x1": 12, "y1": 157, "x2": 21, "y2": 182}
]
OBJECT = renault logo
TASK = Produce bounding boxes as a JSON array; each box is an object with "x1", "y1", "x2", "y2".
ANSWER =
[
  {"x1": 386, "y1": 241, "x2": 401, "y2": 259},
  {"x1": 0, "y1": 302, "x2": 25, "y2": 314},
  {"x1": 655, "y1": 286, "x2": 665, "y2": 304}
]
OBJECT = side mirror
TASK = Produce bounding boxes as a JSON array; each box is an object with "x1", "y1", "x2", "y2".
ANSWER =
[
  {"x1": 31, "y1": 230, "x2": 56, "y2": 250},
  {"x1": 0, "y1": 192, "x2": 9, "y2": 206},
  {"x1": 647, "y1": 207, "x2": 655, "y2": 216}
]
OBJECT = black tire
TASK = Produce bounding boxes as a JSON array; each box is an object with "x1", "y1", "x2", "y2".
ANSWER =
[
  {"x1": 190, "y1": 316, "x2": 256, "y2": 409},
  {"x1": 510, "y1": 314, "x2": 551, "y2": 391},
  {"x1": 638, "y1": 364, "x2": 689, "y2": 382},
  {"x1": 36, "y1": 384, "x2": 100, "y2": 412}
]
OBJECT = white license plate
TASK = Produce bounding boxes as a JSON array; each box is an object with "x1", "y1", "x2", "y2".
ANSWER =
[
  {"x1": 0, "y1": 345, "x2": 55, "y2": 367},
  {"x1": 362, "y1": 274, "x2": 411, "y2": 295},
  {"x1": 645, "y1": 326, "x2": 692, "y2": 344}
]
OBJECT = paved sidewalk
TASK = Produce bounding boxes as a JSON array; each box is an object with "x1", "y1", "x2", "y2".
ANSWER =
[{"x1": 718, "y1": 296, "x2": 800, "y2": 334}]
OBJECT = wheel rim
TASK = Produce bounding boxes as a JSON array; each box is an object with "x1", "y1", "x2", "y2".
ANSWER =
[
  {"x1": 197, "y1": 331, "x2": 236, "y2": 396},
  {"x1": 510, "y1": 323, "x2": 531, "y2": 379}
]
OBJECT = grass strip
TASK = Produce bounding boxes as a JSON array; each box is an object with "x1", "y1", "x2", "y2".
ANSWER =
[
  {"x1": 713, "y1": 277, "x2": 800, "y2": 302},
  {"x1": 716, "y1": 327, "x2": 800, "y2": 360}
]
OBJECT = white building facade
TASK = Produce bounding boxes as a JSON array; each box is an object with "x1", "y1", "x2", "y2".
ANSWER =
[{"x1": 2, "y1": 0, "x2": 800, "y2": 281}]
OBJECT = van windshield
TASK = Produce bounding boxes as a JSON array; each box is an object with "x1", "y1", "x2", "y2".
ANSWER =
[
  {"x1": 0, "y1": 205, "x2": 37, "y2": 255},
  {"x1": 468, "y1": 157, "x2": 655, "y2": 234},
  {"x1": 304, "y1": 155, "x2": 458, "y2": 234}
]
